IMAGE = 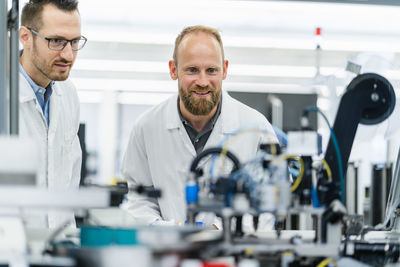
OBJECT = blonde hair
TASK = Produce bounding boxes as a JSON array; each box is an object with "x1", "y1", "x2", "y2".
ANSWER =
[{"x1": 173, "y1": 25, "x2": 224, "y2": 66}]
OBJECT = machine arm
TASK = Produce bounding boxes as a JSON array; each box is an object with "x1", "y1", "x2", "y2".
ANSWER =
[{"x1": 324, "y1": 73, "x2": 395, "y2": 202}]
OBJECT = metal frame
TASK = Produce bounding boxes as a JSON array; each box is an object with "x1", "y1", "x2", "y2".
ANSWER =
[
  {"x1": 9, "y1": 0, "x2": 19, "y2": 135},
  {"x1": 0, "y1": 0, "x2": 8, "y2": 135},
  {"x1": 0, "y1": 0, "x2": 19, "y2": 136},
  {"x1": 0, "y1": 187, "x2": 110, "y2": 209}
]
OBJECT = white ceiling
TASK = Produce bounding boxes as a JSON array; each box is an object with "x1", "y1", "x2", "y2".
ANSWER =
[
  {"x1": 17, "y1": 0, "x2": 400, "y2": 102},
  {"x1": 261, "y1": 0, "x2": 400, "y2": 6}
]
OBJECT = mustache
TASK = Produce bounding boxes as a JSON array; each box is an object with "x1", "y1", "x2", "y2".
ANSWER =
[
  {"x1": 189, "y1": 86, "x2": 215, "y2": 92},
  {"x1": 54, "y1": 59, "x2": 72, "y2": 65}
]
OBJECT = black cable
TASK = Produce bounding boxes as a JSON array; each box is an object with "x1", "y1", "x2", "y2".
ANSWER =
[{"x1": 190, "y1": 147, "x2": 241, "y2": 175}]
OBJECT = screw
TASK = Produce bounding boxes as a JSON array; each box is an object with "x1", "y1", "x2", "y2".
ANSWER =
[{"x1": 371, "y1": 92, "x2": 379, "y2": 102}]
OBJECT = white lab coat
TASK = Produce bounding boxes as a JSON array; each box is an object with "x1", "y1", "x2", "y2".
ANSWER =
[
  {"x1": 19, "y1": 73, "x2": 82, "y2": 228},
  {"x1": 121, "y1": 90, "x2": 277, "y2": 227}
]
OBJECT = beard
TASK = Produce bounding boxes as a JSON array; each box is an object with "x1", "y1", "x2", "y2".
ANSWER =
[
  {"x1": 179, "y1": 86, "x2": 221, "y2": 116},
  {"x1": 31, "y1": 40, "x2": 72, "y2": 82}
]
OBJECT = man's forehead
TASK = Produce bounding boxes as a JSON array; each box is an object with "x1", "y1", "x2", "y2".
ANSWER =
[
  {"x1": 177, "y1": 32, "x2": 223, "y2": 60},
  {"x1": 180, "y1": 32, "x2": 220, "y2": 48},
  {"x1": 40, "y1": 5, "x2": 81, "y2": 36},
  {"x1": 41, "y1": 4, "x2": 80, "y2": 24}
]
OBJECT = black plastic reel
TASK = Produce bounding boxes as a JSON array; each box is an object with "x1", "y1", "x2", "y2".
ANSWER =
[{"x1": 346, "y1": 73, "x2": 395, "y2": 125}]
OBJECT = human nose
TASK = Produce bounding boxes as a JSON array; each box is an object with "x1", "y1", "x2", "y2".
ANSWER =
[
  {"x1": 60, "y1": 42, "x2": 74, "y2": 61},
  {"x1": 195, "y1": 71, "x2": 209, "y2": 88}
]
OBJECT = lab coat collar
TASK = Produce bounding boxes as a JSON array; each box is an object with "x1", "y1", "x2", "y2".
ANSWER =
[
  {"x1": 165, "y1": 90, "x2": 239, "y2": 134},
  {"x1": 219, "y1": 90, "x2": 240, "y2": 134},
  {"x1": 52, "y1": 82, "x2": 63, "y2": 96},
  {"x1": 19, "y1": 73, "x2": 63, "y2": 103},
  {"x1": 19, "y1": 73, "x2": 37, "y2": 103},
  {"x1": 166, "y1": 94, "x2": 182, "y2": 130}
]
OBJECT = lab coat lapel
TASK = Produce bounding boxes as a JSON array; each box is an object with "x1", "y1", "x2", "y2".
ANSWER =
[
  {"x1": 204, "y1": 90, "x2": 240, "y2": 149},
  {"x1": 48, "y1": 84, "x2": 62, "y2": 140},
  {"x1": 165, "y1": 94, "x2": 196, "y2": 157},
  {"x1": 220, "y1": 91, "x2": 240, "y2": 135},
  {"x1": 47, "y1": 83, "x2": 62, "y2": 189}
]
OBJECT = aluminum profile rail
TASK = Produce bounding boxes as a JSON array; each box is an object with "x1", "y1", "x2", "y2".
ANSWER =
[
  {"x1": 0, "y1": 0, "x2": 8, "y2": 135},
  {"x1": 9, "y1": 0, "x2": 19, "y2": 135}
]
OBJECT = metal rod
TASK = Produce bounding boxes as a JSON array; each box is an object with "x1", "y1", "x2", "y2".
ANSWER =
[
  {"x1": 9, "y1": 0, "x2": 19, "y2": 135},
  {"x1": 0, "y1": 0, "x2": 9, "y2": 135}
]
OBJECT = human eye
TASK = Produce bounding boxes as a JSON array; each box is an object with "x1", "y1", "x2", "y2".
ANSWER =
[
  {"x1": 207, "y1": 68, "x2": 218, "y2": 74},
  {"x1": 186, "y1": 67, "x2": 198, "y2": 74},
  {"x1": 49, "y1": 38, "x2": 66, "y2": 47}
]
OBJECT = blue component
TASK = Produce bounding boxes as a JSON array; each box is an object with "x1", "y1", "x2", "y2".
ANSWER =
[
  {"x1": 195, "y1": 222, "x2": 204, "y2": 227},
  {"x1": 184, "y1": 221, "x2": 204, "y2": 227},
  {"x1": 272, "y1": 125, "x2": 288, "y2": 146},
  {"x1": 185, "y1": 183, "x2": 199, "y2": 203},
  {"x1": 311, "y1": 183, "x2": 320, "y2": 208}
]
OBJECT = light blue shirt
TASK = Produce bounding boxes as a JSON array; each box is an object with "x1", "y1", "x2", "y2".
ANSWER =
[{"x1": 19, "y1": 64, "x2": 54, "y2": 126}]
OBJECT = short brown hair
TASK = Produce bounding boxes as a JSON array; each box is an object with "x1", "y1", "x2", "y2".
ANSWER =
[
  {"x1": 21, "y1": 0, "x2": 79, "y2": 31},
  {"x1": 173, "y1": 25, "x2": 225, "y2": 66}
]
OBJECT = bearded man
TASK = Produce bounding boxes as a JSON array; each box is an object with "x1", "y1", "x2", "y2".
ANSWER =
[{"x1": 121, "y1": 25, "x2": 277, "y2": 228}]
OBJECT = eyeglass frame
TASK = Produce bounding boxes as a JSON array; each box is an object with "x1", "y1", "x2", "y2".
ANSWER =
[{"x1": 27, "y1": 27, "x2": 87, "y2": 51}]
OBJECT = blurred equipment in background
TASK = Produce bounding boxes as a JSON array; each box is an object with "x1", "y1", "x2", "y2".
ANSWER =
[
  {"x1": 230, "y1": 92, "x2": 318, "y2": 132},
  {"x1": 385, "y1": 147, "x2": 400, "y2": 232},
  {"x1": 267, "y1": 94, "x2": 283, "y2": 130},
  {"x1": 345, "y1": 162, "x2": 359, "y2": 215},
  {"x1": 0, "y1": 137, "x2": 39, "y2": 185},
  {"x1": 78, "y1": 123, "x2": 88, "y2": 186},
  {"x1": 370, "y1": 163, "x2": 392, "y2": 227}
]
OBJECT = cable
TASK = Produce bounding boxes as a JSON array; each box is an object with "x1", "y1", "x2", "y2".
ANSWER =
[
  {"x1": 304, "y1": 106, "x2": 344, "y2": 204},
  {"x1": 190, "y1": 147, "x2": 241, "y2": 175},
  {"x1": 220, "y1": 128, "x2": 277, "y2": 155},
  {"x1": 218, "y1": 126, "x2": 277, "y2": 148},
  {"x1": 321, "y1": 159, "x2": 333, "y2": 180},
  {"x1": 209, "y1": 127, "x2": 277, "y2": 177},
  {"x1": 311, "y1": 159, "x2": 333, "y2": 208},
  {"x1": 316, "y1": 258, "x2": 337, "y2": 267},
  {"x1": 219, "y1": 128, "x2": 277, "y2": 174},
  {"x1": 285, "y1": 155, "x2": 304, "y2": 192}
]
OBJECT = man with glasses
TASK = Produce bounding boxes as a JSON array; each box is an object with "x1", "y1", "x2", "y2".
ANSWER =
[{"x1": 19, "y1": 0, "x2": 86, "y2": 228}]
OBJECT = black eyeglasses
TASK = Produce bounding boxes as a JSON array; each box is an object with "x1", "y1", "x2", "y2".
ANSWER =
[{"x1": 28, "y1": 27, "x2": 87, "y2": 51}]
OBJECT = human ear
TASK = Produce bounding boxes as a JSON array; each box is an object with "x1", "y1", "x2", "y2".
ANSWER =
[
  {"x1": 169, "y1": 60, "x2": 178, "y2": 80},
  {"x1": 19, "y1": 26, "x2": 32, "y2": 48}
]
